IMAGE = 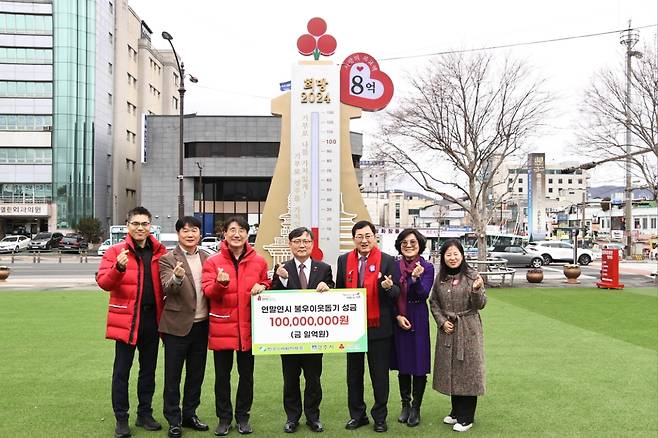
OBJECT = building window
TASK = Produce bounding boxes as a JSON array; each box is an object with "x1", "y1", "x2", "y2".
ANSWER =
[
  {"x1": 568, "y1": 178, "x2": 573, "y2": 184},
  {"x1": 634, "y1": 218, "x2": 641, "y2": 229},
  {"x1": 0, "y1": 12, "x2": 53, "y2": 35},
  {"x1": 518, "y1": 178, "x2": 522, "y2": 183},
  {"x1": 109, "y1": 1, "x2": 113, "y2": 13},
  {"x1": 107, "y1": 124, "x2": 112, "y2": 135},
  {"x1": 128, "y1": 45, "x2": 137, "y2": 61},
  {"x1": 651, "y1": 218, "x2": 657, "y2": 229},
  {"x1": 548, "y1": 178, "x2": 553, "y2": 184},
  {"x1": 173, "y1": 96, "x2": 178, "y2": 110},
  {"x1": 0, "y1": 47, "x2": 53, "y2": 64},
  {"x1": 108, "y1": 62, "x2": 113, "y2": 74},
  {"x1": 0, "y1": 114, "x2": 52, "y2": 130},
  {"x1": 558, "y1": 178, "x2": 563, "y2": 184},
  {"x1": 0, "y1": 81, "x2": 52, "y2": 98},
  {"x1": 518, "y1": 187, "x2": 523, "y2": 193},
  {"x1": 642, "y1": 218, "x2": 648, "y2": 229},
  {"x1": 186, "y1": 142, "x2": 280, "y2": 158},
  {"x1": 508, "y1": 178, "x2": 513, "y2": 184},
  {"x1": 174, "y1": 73, "x2": 179, "y2": 86},
  {"x1": 108, "y1": 32, "x2": 113, "y2": 44},
  {"x1": 548, "y1": 187, "x2": 553, "y2": 193},
  {"x1": 108, "y1": 93, "x2": 112, "y2": 104},
  {"x1": 578, "y1": 179, "x2": 583, "y2": 184},
  {"x1": 127, "y1": 101, "x2": 136, "y2": 115}
]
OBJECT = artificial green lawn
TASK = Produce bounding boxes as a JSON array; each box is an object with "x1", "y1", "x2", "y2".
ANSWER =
[{"x1": 0, "y1": 288, "x2": 656, "y2": 437}]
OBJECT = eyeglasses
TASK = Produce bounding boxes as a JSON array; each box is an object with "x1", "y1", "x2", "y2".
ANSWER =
[
  {"x1": 354, "y1": 233, "x2": 374, "y2": 241},
  {"x1": 291, "y1": 239, "x2": 312, "y2": 245},
  {"x1": 226, "y1": 227, "x2": 246, "y2": 235},
  {"x1": 128, "y1": 221, "x2": 150, "y2": 228},
  {"x1": 401, "y1": 240, "x2": 418, "y2": 247}
]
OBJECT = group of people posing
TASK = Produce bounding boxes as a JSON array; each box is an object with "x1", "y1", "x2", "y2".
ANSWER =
[{"x1": 97, "y1": 206, "x2": 487, "y2": 438}]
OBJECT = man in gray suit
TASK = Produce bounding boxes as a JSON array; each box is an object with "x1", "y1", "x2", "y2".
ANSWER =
[{"x1": 159, "y1": 216, "x2": 210, "y2": 438}]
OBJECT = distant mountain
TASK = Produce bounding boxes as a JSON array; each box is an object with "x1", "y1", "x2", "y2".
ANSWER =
[{"x1": 589, "y1": 185, "x2": 655, "y2": 200}]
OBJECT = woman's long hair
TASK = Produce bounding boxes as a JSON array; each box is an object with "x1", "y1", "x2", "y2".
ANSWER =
[{"x1": 438, "y1": 238, "x2": 473, "y2": 281}]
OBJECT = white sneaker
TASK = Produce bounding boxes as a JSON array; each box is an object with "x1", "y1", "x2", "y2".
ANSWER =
[
  {"x1": 453, "y1": 422, "x2": 473, "y2": 432},
  {"x1": 443, "y1": 415, "x2": 458, "y2": 425}
]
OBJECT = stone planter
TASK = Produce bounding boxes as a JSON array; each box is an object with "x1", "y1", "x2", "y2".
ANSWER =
[
  {"x1": 526, "y1": 268, "x2": 544, "y2": 283},
  {"x1": 563, "y1": 264, "x2": 581, "y2": 284},
  {"x1": 0, "y1": 266, "x2": 10, "y2": 281}
]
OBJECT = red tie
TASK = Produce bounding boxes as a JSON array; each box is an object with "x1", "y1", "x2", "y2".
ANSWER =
[{"x1": 299, "y1": 264, "x2": 308, "y2": 289}]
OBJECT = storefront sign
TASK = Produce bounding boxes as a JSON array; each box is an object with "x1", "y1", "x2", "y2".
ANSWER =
[
  {"x1": 252, "y1": 289, "x2": 367, "y2": 355},
  {"x1": 0, "y1": 203, "x2": 49, "y2": 217}
]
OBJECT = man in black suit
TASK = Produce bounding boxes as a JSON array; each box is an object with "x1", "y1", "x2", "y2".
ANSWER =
[
  {"x1": 336, "y1": 220, "x2": 400, "y2": 433},
  {"x1": 271, "y1": 227, "x2": 335, "y2": 434}
]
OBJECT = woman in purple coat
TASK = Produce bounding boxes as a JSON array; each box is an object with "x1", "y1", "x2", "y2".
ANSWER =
[{"x1": 390, "y1": 229, "x2": 435, "y2": 427}]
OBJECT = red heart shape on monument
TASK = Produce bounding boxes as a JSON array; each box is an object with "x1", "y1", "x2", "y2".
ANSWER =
[{"x1": 340, "y1": 52, "x2": 394, "y2": 111}]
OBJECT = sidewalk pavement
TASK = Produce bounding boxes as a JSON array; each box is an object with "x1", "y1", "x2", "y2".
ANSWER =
[
  {"x1": 0, "y1": 275, "x2": 99, "y2": 291},
  {"x1": 590, "y1": 260, "x2": 658, "y2": 276}
]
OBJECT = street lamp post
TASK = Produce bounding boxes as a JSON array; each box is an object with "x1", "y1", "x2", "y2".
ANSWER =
[
  {"x1": 196, "y1": 161, "x2": 204, "y2": 235},
  {"x1": 162, "y1": 31, "x2": 198, "y2": 219}
]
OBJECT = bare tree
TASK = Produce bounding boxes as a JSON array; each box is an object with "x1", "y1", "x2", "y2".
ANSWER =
[
  {"x1": 375, "y1": 52, "x2": 550, "y2": 259},
  {"x1": 579, "y1": 43, "x2": 658, "y2": 200}
]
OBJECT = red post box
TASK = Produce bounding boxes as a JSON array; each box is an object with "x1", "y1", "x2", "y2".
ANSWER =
[{"x1": 596, "y1": 248, "x2": 624, "y2": 289}]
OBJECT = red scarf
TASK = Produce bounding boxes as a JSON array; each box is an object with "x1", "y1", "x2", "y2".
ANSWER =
[{"x1": 346, "y1": 247, "x2": 382, "y2": 328}]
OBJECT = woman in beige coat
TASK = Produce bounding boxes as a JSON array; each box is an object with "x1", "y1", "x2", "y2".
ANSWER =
[{"x1": 429, "y1": 239, "x2": 486, "y2": 432}]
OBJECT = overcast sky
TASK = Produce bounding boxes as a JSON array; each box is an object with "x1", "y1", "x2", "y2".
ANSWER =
[{"x1": 130, "y1": 0, "x2": 657, "y2": 188}]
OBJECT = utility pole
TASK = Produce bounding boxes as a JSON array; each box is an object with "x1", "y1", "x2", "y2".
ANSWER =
[{"x1": 619, "y1": 22, "x2": 642, "y2": 258}]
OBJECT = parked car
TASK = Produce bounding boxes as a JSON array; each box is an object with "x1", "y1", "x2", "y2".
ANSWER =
[
  {"x1": 200, "y1": 236, "x2": 221, "y2": 251},
  {"x1": 58, "y1": 234, "x2": 89, "y2": 253},
  {"x1": 601, "y1": 242, "x2": 625, "y2": 251},
  {"x1": 97, "y1": 238, "x2": 111, "y2": 256},
  {"x1": 526, "y1": 241, "x2": 597, "y2": 265},
  {"x1": 199, "y1": 245, "x2": 217, "y2": 256},
  {"x1": 489, "y1": 246, "x2": 543, "y2": 268},
  {"x1": 0, "y1": 235, "x2": 31, "y2": 253},
  {"x1": 28, "y1": 232, "x2": 64, "y2": 251}
]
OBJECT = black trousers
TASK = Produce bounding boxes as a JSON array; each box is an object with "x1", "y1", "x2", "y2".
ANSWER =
[
  {"x1": 451, "y1": 395, "x2": 478, "y2": 425},
  {"x1": 162, "y1": 320, "x2": 209, "y2": 426},
  {"x1": 281, "y1": 353, "x2": 323, "y2": 422},
  {"x1": 347, "y1": 337, "x2": 390, "y2": 423},
  {"x1": 111, "y1": 307, "x2": 159, "y2": 421},
  {"x1": 213, "y1": 349, "x2": 254, "y2": 423}
]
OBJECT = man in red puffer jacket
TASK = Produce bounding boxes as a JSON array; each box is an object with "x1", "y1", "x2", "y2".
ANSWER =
[
  {"x1": 96, "y1": 206, "x2": 167, "y2": 438},
  {"x1": 202, "y1": 216, "x2": 271, "y2": 436}
]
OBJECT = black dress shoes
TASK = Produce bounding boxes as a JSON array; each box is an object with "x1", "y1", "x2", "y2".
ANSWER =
[
  {"x1": 237, "y1": 421, "x2": 253, "y2": 434},
  {"x1": 283, "y1": 421, "x2": 299, "y2": 433},
  {"x1": 214, "y1": 422, "x2": 231, "y2": 436},
  {"x1": 135, "y1": 415, "x2": 162, "y2": 431},
  {"x1": 306, "y1": 420, "x2": 324, "y2": 432},
  {"x1": 182, "y1": 415, "x2": 209, "y2": 431},
  {"x1": 115, "y1": 418, "x2": 131, "y2": 438},
  {"x1": 345, "y1": 417, "x2": 369, "y2": 430},
  {"x1": 168, "y1": 424, "x2": 182, "y2": 438},
  {"x1": 374, "y1": 421, "x2": 388, "y2": 433}
]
